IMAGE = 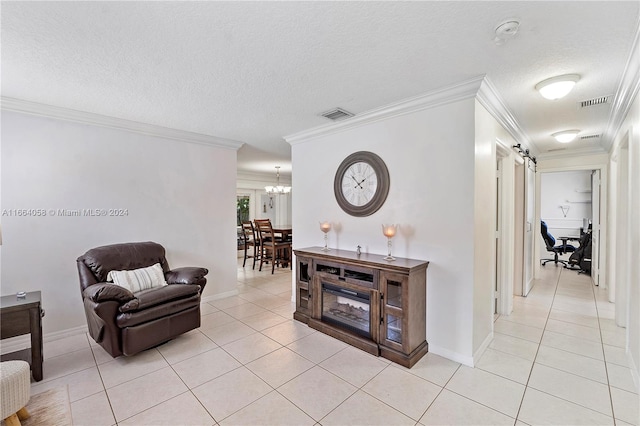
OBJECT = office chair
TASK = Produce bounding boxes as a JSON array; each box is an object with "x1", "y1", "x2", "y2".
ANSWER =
[{"x1": 540, "y1": 220, "x2": 577, "y2": 267}]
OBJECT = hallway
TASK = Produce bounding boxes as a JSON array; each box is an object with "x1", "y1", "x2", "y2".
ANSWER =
[{"x1": 490, "y1": 266, "x2": 638, "y2": 424}]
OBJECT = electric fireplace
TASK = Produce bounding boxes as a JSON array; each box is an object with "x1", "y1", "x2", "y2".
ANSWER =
[
  {"x1": 321, "y1": 282, "x2": 371, "y2": 338},
  {"x1": 294, "y1": 247, "x2": 429, "y2": 368}
]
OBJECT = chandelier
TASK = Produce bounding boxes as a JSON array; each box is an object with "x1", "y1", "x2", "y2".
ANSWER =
[{"x1": 265, "y1": 166, "x2": 291, "y2": 195}]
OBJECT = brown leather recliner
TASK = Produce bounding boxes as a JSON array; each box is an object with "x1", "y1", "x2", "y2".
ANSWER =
[{"x1": 77, "y1": 241, "x2": 208, "y2": 357}]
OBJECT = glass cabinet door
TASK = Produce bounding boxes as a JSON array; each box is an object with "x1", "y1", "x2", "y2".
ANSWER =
[
  {"x1": 385, "y1": 279, "x2": 402, "y2": 308},
  {"x1": 380, "y1": 272, "x2": 407, "y2": 351},
  {"x1": 295, "y1": 257, "x2": 312, "y2": 317}
]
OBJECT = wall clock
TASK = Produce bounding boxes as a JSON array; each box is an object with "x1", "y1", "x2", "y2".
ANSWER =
[{"x1": 334, "y1": 151, "x2": 390, "y2": 217}]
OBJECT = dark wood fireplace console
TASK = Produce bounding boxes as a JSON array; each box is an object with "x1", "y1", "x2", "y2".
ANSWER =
[{"x1": 293, "y1": 247, "x2": 429, "y2": 368}]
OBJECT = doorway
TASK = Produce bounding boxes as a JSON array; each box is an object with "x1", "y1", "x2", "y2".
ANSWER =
[
  {"x1": 534, "y1": 165, "x2": 607, "y2": 291},
  {"x1": 539, "y1": 170, "x2": 593, "y2": 269}
]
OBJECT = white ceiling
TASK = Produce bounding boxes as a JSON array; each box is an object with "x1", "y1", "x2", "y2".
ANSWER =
[{"x1": 2, "y1": 1, "x2": 639, "y2": 177}]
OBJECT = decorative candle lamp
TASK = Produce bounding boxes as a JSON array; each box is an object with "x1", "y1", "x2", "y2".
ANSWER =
[
  {"x1": 382, "y1": 224, "x2": 397, "y2": 261},
  {"x1": 320, "y1": 221, "x2": 331, "y2": 251}
]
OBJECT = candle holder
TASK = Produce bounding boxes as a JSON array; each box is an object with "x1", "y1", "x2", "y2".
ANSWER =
[
  {"x1": 320, "y1": 221, "x2": 331, "y2": 251},
  {"x1": 382, "y1": 224, "x2": 397, "y2": 261}
]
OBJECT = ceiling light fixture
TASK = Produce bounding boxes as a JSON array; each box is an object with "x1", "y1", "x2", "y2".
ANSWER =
[
  {"x1": 552, "y1": 130, "x2": 580, "y2": 143},
  {"x1": 265, "y1": 166, "x2": 291, "y2": 195},
  {"x1": 535, "y1": 74, "x2": 580, "y2": 100}
]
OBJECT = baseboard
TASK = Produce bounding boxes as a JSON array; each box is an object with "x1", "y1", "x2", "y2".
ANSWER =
[
  {"x1": 0, "y1": 325, "x2": 88, "y2": 355},
  {"x1": 428, "y1": 344, "x2": 474, "y2": 367},
  {"x1": 524, "y1": 277, "x2": 534, "y2": 296},
  {"x1": 201, "y1": 289, "x2": 239, "y2": 303},
  {"x1": 472, "y1": 331, "x2": 494, "y2": 366},
  {"x1": 0, "y1": 293, "x2": 239, "y2": 356},
  {"x1": 628, "y1": 349, "x2": 639, "y2": 392}
]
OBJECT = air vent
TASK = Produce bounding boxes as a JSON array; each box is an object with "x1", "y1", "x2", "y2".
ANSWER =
[
  {"x1": 579, "y1": 95, "x2": 612, "y2": 108},
  {"x1": 547, "y1": 147, "x2": 567, "y2": 152},
  {"x1": 320, "y1": 108, "x2": 354, "y2": 121},
  {"x1": 580, "y1": 134, "x2": 601, "y2": 140}
]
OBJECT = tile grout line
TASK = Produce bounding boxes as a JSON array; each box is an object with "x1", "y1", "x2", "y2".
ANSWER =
[
  {"x1": 512, "y1": 266, "x2": 562, "y2": 423},
  {"x1": 590, "y1": 277, "x2": 619, "y2": 423},
  {"x1": 513, "y1": 269, "x2": 622, "y2": 422},
  {"x1": 84, "y1": 332, "x2": 119, "y2": 426},
  {"x1": 156, "y1": 332, "x2": 224, "y2": 426}
]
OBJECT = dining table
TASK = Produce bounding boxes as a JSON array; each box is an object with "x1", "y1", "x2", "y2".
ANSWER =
[
  {"x1": 271, "y1": 224, "x2": 292, "y2": 266},
  {"x1": 271, "y1": 224, "x2": 292, "y2": 242}
]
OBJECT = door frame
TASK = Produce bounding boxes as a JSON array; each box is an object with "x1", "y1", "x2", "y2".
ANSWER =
[
  {"x1": 612, "y1": 133, "x2": 630, "y2": 327},
  {"x1": 495, "y1": 139, "x2": 517, "y2": 315},
  {"x1": 591, "y1": 170, "x2": 601, "y2": 286},
  {"x1": 533, "y1": 162, "x2": 608, "y2": 289}
]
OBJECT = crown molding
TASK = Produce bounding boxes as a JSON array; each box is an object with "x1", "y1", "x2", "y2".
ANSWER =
[
  {"x1": 1, "y1": 97, "x2": 244, "y2": 151},
  {"x1": 237, "y1": 170, "x2": 291, "y2": 183},
  {"x1": 285, "y1": 76, "x2": 486, "y2": 145},
  {"x1": 535, "y1": 145, "x2": 607, "y2": 161},
  {"x1": 604, "y1": 19, "x2": 640, "y2": 153},
  {"x1": 476, "y1": 76, "x2": 536, "y2": 156}
]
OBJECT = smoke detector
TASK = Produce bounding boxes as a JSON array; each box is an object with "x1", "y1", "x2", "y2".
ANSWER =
[{"x1": 493, "y1": 20, "x2": 520, "y2": 45}]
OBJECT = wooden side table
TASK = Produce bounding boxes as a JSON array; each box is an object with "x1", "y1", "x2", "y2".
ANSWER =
[{"x1": 1, "y1": 291, "x2": 44, "y2": 381}]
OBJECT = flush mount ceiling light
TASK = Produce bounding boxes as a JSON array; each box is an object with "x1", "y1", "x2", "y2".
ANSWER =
[
  {"x1": 552, "y1": 130, "x2": 580, "y2": 143},
  {"x1": 535, "y1": 74, "x2": 580, "y2": 100}
]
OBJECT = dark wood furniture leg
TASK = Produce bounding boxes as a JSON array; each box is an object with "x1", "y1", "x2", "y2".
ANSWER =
[
  {"x1": 29, "y1": 305, "x2": 43, "y2": 381},
  {"x1": 1, "y1": 291, "x2": 44, "y2": 381}
]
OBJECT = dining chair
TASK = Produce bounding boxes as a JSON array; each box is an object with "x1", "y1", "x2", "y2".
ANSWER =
[
  {"x1": 255, "y1": 220, "x2": 292, "y2": 274},
  {"x1": 241, "y1": 221, "x2": 260, "y2": 269}
]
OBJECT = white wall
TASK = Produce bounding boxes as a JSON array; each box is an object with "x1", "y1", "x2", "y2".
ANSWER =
[
  {"x1": 1, "y1": 110, "x2": 239, "y2": 334},
  {"x1": 290, "y1": 94, "x2": 483, "y2": 363},
  {"x1": 539, "y1": 170, "x2": 592, "y2": 258},
  {"x1": 541, "y1": 170, "x2": 592, "y2": 229}
]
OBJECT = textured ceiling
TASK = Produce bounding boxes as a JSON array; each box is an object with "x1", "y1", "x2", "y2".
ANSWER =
[{"x1": 2, "y1": 1, "x2": 639, "y2": 176}]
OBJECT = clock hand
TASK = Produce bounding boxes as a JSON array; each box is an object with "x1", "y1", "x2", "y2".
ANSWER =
[{"x1": 351, "y1": 175, "x2": 364, "y2": 189}]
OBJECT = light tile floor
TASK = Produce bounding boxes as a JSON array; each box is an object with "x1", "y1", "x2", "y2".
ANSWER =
[{"x1": 31, "y1": 260, "x2": 638, "y2": 425}]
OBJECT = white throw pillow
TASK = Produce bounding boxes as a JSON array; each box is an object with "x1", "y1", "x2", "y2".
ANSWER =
[{"x1": 107, "y1": 263, "x2": 168, "y2": 293}]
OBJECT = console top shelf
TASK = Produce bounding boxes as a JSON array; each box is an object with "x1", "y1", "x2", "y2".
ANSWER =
[{"x1": 293, "y1": 246, "x2": 428, "y2": 273}]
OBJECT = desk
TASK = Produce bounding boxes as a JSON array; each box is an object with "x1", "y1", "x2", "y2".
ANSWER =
[{"x1": 1, "y1": 291, "x2": 44, "y2": 381}]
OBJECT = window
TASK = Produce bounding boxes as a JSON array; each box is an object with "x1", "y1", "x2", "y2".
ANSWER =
[{"x1": 237, "y1": 195, "x2": 250, "y2": 226}]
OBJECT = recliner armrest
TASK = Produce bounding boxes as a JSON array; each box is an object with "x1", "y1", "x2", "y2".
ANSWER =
[
  {"x1": 119, "y1": 284, "x2": 201, "y2": 312},
  {"x1": 84, "y1": 283, "x2": 135, "y2": 303},
  {"x1": 165, "y1": 267, "x2": 208, "y2": 285}
]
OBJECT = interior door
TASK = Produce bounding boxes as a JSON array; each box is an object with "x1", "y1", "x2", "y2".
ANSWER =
[
  {"x1": 513, "y1": 162, "x2": 525, "y2": 297},
  {"x1": 495, "y1": 159, "x2": 501, "y2": 314},
  {"x1": 591, "y1": 170, "x2": 600, "y2": 286},
  {"x1": 523, "y1": 158, "x2": 536, "y2": 296}
]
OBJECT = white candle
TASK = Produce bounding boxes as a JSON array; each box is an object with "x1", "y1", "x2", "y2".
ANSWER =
[
  {"x1": 382, "y1": 224, "x2": 397, "y2": 238},
  {"x1": 320, "y1": 221, "x2": 332, "y2": 233}
]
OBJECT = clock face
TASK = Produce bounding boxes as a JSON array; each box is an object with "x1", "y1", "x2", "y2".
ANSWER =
[
  {"x1": 340, "y1": 161, "x2": 379, "y2": 207},
  {"x1": 334, "y1": 151, "x2": 390, "y2": 217}
]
